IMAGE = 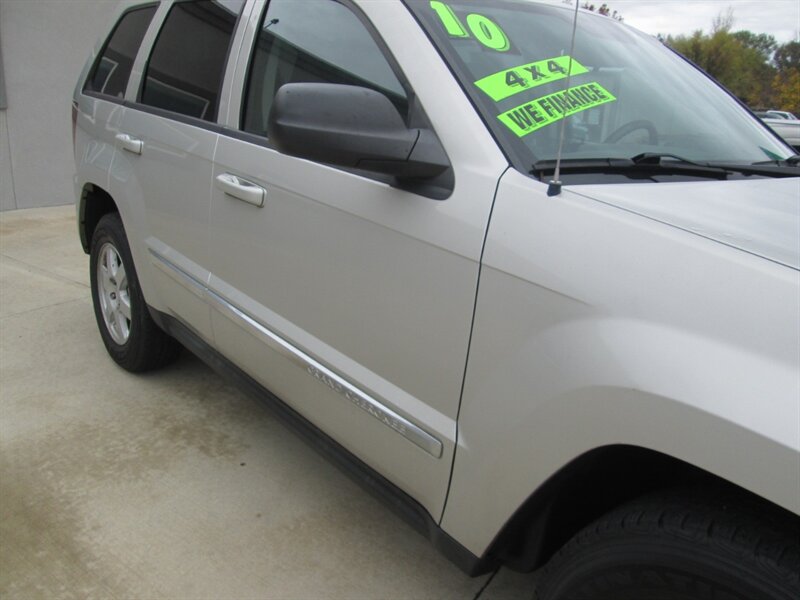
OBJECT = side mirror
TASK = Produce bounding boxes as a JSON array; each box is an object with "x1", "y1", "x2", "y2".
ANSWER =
[{"x1": 267, "y1": 83, "x2": 449, "y2": 180}]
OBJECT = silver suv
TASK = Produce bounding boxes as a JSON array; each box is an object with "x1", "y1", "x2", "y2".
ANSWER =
[{"x1": 73, "y1": 1, "x2": 799, "y2": 597}]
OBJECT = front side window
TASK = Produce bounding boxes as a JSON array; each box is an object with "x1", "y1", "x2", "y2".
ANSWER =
[
  {"x1": 140, "y1": 0, "x2": 245, "y2": 121},
  {"x1": 242, "y1": 0, "x2": 408, "y2": 137},
  {"x1": 85, "y1": 5, "x2": 157, "y2": 98},
  {"x1": 406, "y1": 0, "x2": 793, "y2": 169}
]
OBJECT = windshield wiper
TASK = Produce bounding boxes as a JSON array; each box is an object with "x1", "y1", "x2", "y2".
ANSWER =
[
  {"x1": 632, "y1": 152, "x2": 800, "y2": 177},
  {"x1": 630, "y1": 152, "x2": 707, "y2": 167},
  {"x1": 752, "y1": 154, "x2": 800, "y2": 167},
  {"x1": 643, "y1": 152, "x2": 800, "y2": 176},
  {"x1": 531, "y1": 152, "x2": 800, "y2": 180},
  {"x1": 705, "y1": 158, "x2": 800, "y2": 176},
  {"x1": 531, "y1": 153, "x2": 729, "y2": 179}
]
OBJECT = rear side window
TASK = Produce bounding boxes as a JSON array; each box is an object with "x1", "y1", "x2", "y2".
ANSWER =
[
  {"x1": 140, "y1": 0, "x2": 245, "y2": 121},
  {"x1": 84, "y1": 6, "x2": 157, "y2": 98},
  {"x1": 242, "y1": 0, "x2": 408, "y2": 137}
]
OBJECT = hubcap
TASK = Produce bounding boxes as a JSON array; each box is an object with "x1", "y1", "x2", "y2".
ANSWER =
[{"x1": 96, "y1": 242, "x2": 131, "y2": 345}]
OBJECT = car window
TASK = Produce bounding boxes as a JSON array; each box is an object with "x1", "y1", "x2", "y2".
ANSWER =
[
  {"x1": 242, "y1": 0, "x2": 408, "y2": 137},
  {"x1": 84, "y1": 5, "x2": 157, "y2": 98},
  {"x1": 406, "y1": 0, "x2": 793, "y2": 166},
  {"x1": 140, "y1": 0, "x2": 246, "y2": 121}
]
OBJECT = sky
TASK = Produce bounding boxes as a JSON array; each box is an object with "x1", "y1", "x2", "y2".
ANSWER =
[{"x1": 606, "y1": 0, "x2": 800, "y2": 43}]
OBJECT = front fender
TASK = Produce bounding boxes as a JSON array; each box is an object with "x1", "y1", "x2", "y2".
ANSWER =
[{"x1": 441, "y1": 170, "x2": 800, "y2": 556}]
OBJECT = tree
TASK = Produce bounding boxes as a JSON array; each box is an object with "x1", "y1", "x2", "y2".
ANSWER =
[
  {"x1": 732, "y1": 31, "x2": 778, "y2": 62},
  {"x1": 664, "y1": 10, "x2": 797, "y2": 110},
  {"x1": 773, "y1": 69, "x2": 800, "y2": 115},
  {"x1": 774, "y1": 41, "x2": 800, "y2": 71},
  {"x1": 772, "y1": 41, "x2": 800, "y2": 114}
]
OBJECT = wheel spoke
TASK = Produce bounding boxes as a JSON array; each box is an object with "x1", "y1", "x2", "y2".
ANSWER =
[
  {"x1": 107, "y1": 247, "x2": 119, "y2": 281},
  {"x1": 104, "y1": 247, "x2": 114, "y2": 275},
  {"x1": 118, "y1": 293, "x2": 132, "y2": 320},
  {"x1": 106, "y1": 305, "x2": 117, "y2": 328},
  {"x1": 100, "y1": 264, "x2": 114, "y2": 292},
  {"x1": 116, "y1": 262, "x2": 127, "y2": 291},
  {"x1": 116, "y1": 311, "x2": 130, "y2": 339}
]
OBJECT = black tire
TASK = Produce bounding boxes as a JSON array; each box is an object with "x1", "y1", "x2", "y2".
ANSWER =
[
  {"x1": 536, "y1": 488, "x2": 800, "y2": 600},
  {"x1": 90, "y1": 212, "x2": 180, "y2": 372}
]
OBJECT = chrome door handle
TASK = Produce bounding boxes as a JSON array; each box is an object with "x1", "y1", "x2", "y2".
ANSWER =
[
  {"x1": 115, "y1": 133, "x2": 143, "y2": 155},
  {"x1": 215, "y1": 173, "x2": 266, "y2": 208}
]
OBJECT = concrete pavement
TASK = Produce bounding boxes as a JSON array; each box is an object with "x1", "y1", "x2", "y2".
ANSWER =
[{"x1": 0, "y1": 205, "x2": 538, "y2": 599}]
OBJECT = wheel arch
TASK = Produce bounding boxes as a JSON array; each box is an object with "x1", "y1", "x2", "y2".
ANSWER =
[
  {"x1": 483, "y1": 443, "x2": 799, "y2": 573},
  {"x1": 78, "y1": 182, "x2": 118, "y2": 253}
]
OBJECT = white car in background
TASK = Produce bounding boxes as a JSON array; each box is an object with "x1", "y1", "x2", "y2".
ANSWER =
[
  {"x1": 765, "y1": 110, "x2": 798, "y2": 120},
  {"x1": 760, "y1": 116, "x2": 800, "y2": 150}
]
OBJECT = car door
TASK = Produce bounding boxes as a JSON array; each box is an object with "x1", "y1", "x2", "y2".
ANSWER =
[
  {"x1": 112, "y1": 0, "x2": 248, "y2": 342},
  {"x1": 208, "y1": 0, "x2": 507, "y2": 520}
]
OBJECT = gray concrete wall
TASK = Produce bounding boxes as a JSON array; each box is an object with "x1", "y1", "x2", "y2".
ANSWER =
[{"x1": 0, "y1": 0, "x2": 117, "y2": 211}]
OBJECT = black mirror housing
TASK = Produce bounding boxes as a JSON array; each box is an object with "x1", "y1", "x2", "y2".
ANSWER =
[{"x1": 267, "y1": 83, "x2": 449, "y2": 180}]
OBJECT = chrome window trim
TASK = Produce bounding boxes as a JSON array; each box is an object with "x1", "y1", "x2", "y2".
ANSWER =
[{"x1": 148, "y1": 249, "x2": 443, "y2": 458}]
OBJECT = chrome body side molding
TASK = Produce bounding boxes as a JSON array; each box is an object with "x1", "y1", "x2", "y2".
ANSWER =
[
  {"x1": 149, "y1": 248, "x2": 207, "y2": 298},
  {"x1": 148, "y1": 249, "x2": 443, "y2": 458}
]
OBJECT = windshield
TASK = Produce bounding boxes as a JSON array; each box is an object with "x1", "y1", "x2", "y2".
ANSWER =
[{"x1": 405, "y1": 0, "x2": 794, "y2": 171}]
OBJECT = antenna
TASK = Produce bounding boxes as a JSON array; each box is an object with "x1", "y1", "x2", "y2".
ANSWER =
[{"x1": 547, "y1": 0, "x2": 581, "y2": 197}]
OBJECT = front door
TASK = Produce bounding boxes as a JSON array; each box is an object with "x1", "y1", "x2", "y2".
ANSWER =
[{"x1": 207, "y1": 0, "x2": 505, "y2": 520}]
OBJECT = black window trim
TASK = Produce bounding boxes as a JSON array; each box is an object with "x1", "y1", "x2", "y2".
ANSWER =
[
  {"x1": 136, "y1": 0, "x2": 248, "y2": 123},
  {"x1": 82, "y1": 3, "x2": 160, "y2": 99}
]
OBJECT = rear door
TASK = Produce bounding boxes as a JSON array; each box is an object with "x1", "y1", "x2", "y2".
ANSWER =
[
  {"x1": 77, "y1": 4, "x2": 158, "y2": 265},
  {"x1": 112, "y1": 0, "x2": 248, "y2": 341},
  {"x1": 207, "y1": 0, "x2": 507, "y2": 519}
]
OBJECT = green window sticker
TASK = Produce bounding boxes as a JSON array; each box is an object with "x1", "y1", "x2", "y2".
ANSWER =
[
  {"x1": 430, "y1": 1, "x2": 469, "y2": 37},
  {"x1": 498, "y1": 82, "x2": 617, "y2": 138},
  {"x1": 430, "y1": 1, "x2": 510, "y2": 52},
  {"x1": 465, "y1": 13, "x2": 510, "y2": 51},
  {"x1": 475, "y1": 56, "x2": 589, "y2": 102}
]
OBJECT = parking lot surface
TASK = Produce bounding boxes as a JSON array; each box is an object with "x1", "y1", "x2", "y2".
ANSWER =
[{"x1": 0, "y1": 205, "x2": 537, "y2": 599}]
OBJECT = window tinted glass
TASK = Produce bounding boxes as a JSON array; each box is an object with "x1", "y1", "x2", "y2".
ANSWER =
[
  {"x1": 85, "y1": 6, "x2": 157, "y2": 98},
  {"x1": 243, "y1": 0, "x2": 407, "y2": 137},
  {"x1": 141, "y1": 0, "x2": 245, "y2": 121},
  {"x1": 407, "y1": 0, "x2": 793, "y2": 165}
]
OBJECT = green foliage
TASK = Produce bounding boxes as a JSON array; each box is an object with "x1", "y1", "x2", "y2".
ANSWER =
[
  {"x1": 732, "y1": 31, "x2": 777, "y2": 61},
  {"x1": 772, "y1": 42, "x2": 800, "y2": 114},
  {"x1": 774, "y1": 41, "x2": 800, "y2": 70},
  {"x1": 773, "y1": 69, "x2": 800, "y2": 115},
  {"x1": 665, "y1": 12, "x2": 798, "y2": 113}
]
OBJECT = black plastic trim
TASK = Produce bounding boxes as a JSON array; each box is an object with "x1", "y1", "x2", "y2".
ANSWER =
[
  {"x1": 123, "y1": 100, "x2": 229, "y2": 132},
  {"x1": 82, "y1": 90, "x2": 123, "y2": 105},
  {"x1": 148, "y1": 307, "x2": 494, "y2": 577},
  {"x1": 81, "y1": 91, "x2": 228, "y2": 135}
]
